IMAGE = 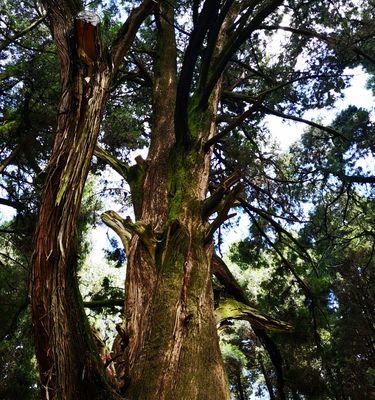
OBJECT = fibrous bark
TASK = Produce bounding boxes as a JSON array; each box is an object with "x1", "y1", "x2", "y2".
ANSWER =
[
  {"x1": 105, "y1": 3, "x2": 232, "y2": 398},
  {"x1": 30, "y1": 1, "x2": 152, "y2": 398}
]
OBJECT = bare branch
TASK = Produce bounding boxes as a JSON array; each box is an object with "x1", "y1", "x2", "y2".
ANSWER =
[
  {"x1": 0, "y1": 198, "x2": 22, "y2": 210},
  {"x1": 205, "y1": 184, "x2": 242, "y2": 243},
  {"x1": 260, "y1": 25, "x2": 375, "y2": 65},
  {"x1": 204, "y1": 102, "x2": 260, "y2": 151},
  {"x1": 259, "y1": 105, "x2": 348, "y2": 141},
  {"x1": 216, "y1": 297, "x2": 293, "y2": 332}
]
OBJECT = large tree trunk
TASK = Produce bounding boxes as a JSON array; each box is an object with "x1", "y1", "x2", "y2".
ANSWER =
[
  {"x1": 103, "y1": 4, "x2": 232, "y2": 399},
  {"x1": 32, "y1": 0, "x2": 233, "y2": 398},
  {"x1": 30, "y1": 5, "x2": 119, "y2": 399},
  {"x1": 113, "y1": 148, "x2": 230, "y2": 400},
  {"x1": 122, "y1": 212, "x2": 228, "y2": 400},
  {"x1": 31, "y1": 1, "x2": 154, "y2": 397}
]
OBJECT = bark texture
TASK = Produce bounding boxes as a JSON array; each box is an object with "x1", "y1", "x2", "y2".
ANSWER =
[
  {"x1": 105, "y1": 4, "x2": 232, "y2": 399},
  {"x1": 30, "y1": 0, "x2": 287, "y2": 398},
  {"x1": 30, "y1": 1, "x2": 153, "y2": 398},
  {"x1": 30, "y1": 5, "x2": 117, "y2": 399}
]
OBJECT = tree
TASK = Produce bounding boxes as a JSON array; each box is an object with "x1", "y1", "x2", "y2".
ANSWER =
[
  {"x1": 224, "y1": 104, "x2": 375, "y2": 399},
  {"x1": 1, "y1": 0, "x2": 374, "y2": 399}
]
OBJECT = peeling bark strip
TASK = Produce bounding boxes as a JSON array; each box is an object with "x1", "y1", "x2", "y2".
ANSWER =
[{"x1": 30, "y1": 1, "x2": 153, "y2": 399}]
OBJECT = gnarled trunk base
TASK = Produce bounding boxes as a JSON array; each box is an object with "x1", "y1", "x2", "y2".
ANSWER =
[{"x1": 119, "y1": 221, "x2": 229, "y2": 400}]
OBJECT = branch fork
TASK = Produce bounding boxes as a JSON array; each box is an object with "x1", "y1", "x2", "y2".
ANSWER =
[{"x1": 101, "y1": 210, "x2": 157, "y2": 258}]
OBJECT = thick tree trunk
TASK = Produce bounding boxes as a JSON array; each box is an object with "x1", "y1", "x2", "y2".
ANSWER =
[
  {"x1": 31, "y1": 1, "x2": 236, "y2": 398},
  {"x1": 30, "y1": 7, "x2": 119, "y2": 399},
  {"x1": 31, "y1": 0, "x2": 154, "y2": 396},
  {"x1": 117, "y1": 147, "x2": 229, "y2": 400},
  {"x1": 106, "y1": 4, "x2": 231, "y2": 398},
  {"x1": 123, "y1": 220, "x2": 228, "y2": 400}
]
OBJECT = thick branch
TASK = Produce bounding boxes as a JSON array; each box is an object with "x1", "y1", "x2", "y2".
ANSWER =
[
  {"x1": 174, "y1": 0, "x2": 220, "y2": 145},
  {"x1": 94, "y1": 145, "x2": 129, "y2": 179},
  {"x1": 211, "y1": 254, "x2": 288, "y2": 397},
  {"x1": 202, "y1": 172, "x2": 242, "y2": 218},
  {"x1": 0, "y1": 146, "x2": 22, "y2": 175},
  {"x1": 198, "y1": 0, "x2": 235, "y2": 93},
  {"x1": 101, "y1": 210, "x2": 132, "y2": 255},
  {"x1": 253, "y1": 327, "x2": 286, "y2": 400},
  {"x1": 201, "y1": 0, "x2": 283, "y2": 106},
  {"x1": 111, "y1": 0, "x2": 155, "y2": 74},
  {"x1": 216, "y1": 298, "x2": 293, "y2": 332},
  {"x1": 337, "y1": 173, "x2": 375, "y2": 184},
  {"x1": 0, "y1": 198, "x2": 22, "y2": 210},
  {"x1": 101, "y1": 211, "x2": 157, "y2": 258},
  {"x1": 205, "y1": 184, "x2": 243, "y2": 242},
  {"x1": 212, "y1": 255, "x2": 292, "y2": 332},
  {"x1": 212, "y1": 253, "x2": 251, "y2": 305}
]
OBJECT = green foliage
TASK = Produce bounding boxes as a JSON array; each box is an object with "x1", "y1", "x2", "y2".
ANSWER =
[{"x1": 0, "y1": 312, "x2": 39, "y2": 400}]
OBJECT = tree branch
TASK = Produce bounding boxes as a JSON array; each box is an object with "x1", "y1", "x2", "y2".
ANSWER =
[
  {"x1": 83, "y1": 299, "x2": 123, "y2": 309},
  {"x1": 174, "y1": 0, "x2": 221, "y2": 146},
  {"x1": 259, "y1": 104, "x2": 348, "y2": 141},
  {"x1": 94, "y1": 145, "x2": 129, "y2": 179},
  {"x1": 111, "y1": 0, "x2": 155, "y2": 74},
  {"x1": 201, "y1": 0, "x2": 283, "y2": 106},
  {"x1": 204, "y1": 102, "x2": 260, "y2": 151},
  {"x1": 0, "y1": 198, "x2": 22, "y2": 210},
  {"x1": 212, "y1": 253, "x2": 251, "y2": 305},
  {"x1": 198, "y1": 0, "x2": 235, "y2": 93},
  {"x1": 202, "y1": 171, "x2": 242, "y2": 218},
  {"x1": 205, "y1": 184, "x2": 243, "y2": 243},
  {"x1": 239, "y1": 197, "x2": 314, "y2": 263},
  {"x1": 216, "y1": 297, "x2": 293, "y2": 332},
  {"x1": 338, "y1": 173, "x2": 375, "y2": 184},
  {"x1": 260, "y1": 25, "x2": 375, "y2": 65},
  {"x1": 212, "y1": 255, "x2": 292, "y2": 333},
  {"x1": 101, "y1": 211, "x2": 157, "y2": 258},
  {"x1": 212, "y1": 253, "x2": 288, "y2": 397}
]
